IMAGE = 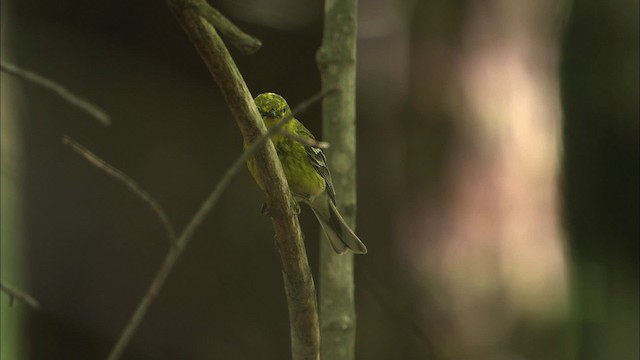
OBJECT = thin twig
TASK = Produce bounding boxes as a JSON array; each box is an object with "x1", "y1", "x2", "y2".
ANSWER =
[
  {"x1": 249, "y1": 89, "x2": 336, "y2": 152},
  {"x1": 189, "y1": 0, "x2": 262, "y2": 55},
  {"x1": 62, "y1": 137, "x2": 177, "y2": 243},
  {"x1": 0, "y1": 60, "x2": 111, "y2": 126},
  {"x1": 1, "y1": 279, "x2": 40, "y2": 310},
  {"x1": 106, "y1": 89, "x2": 331, "y2": 360},
  {"x1": 280, "y1": 130, "x2": 330, "y2": 149}
]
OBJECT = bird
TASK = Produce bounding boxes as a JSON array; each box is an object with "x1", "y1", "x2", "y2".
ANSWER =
[{"x1": 246, "y1": 92, "x2": 367, "y2": 254}]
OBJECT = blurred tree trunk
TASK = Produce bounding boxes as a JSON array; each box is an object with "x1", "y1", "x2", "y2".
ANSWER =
[
  {"x1": 1, "y1": 52, "x2": 30, "y2": 360},
  {"x1": 399, "y1": 0, "x2": 569, "y2": 358},
  {"x1": 317, "y1": 0, "x2": 359, "y2": 359},
  {"x1": 562, "y1": 0, "x2": 639, "y2": 359}
]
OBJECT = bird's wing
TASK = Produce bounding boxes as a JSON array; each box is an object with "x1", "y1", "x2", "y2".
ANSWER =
[{"x1": 295, "y1": 123, "x2": 337, "y2": 203}]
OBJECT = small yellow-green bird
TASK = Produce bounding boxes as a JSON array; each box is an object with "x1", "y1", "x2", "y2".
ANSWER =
[{"x1": 247, "y1": 92, "x2": 367, "y2": 254}]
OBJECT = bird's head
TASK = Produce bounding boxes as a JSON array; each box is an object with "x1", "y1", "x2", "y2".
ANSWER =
[{"x1": 254, "y1": 92, "x2": 291, "y2": 123}]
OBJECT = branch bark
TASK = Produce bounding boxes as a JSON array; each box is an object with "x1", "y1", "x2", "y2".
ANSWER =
[
  {"x1": 167, "y1": 1, "x2": 319, "y2": 359},
  {"x1": 316, "y1": 0, "x2": 359, "y2": 359}
]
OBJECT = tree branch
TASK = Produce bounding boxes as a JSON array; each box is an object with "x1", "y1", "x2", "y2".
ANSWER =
[
  {"x1": 281, "y1": 131, "x2": 330, "y2": 149},
  {"x1": 62, "y1": 136, "x2": 177, "y2": 243},
  {"x1": 101, "y1": 2, "x2": 321, "y2": 359},
  {"x1": 187, "y1": 0, "x2": 262, "y2": 55},
  {"x1": 166, "y1": 1, "x2": 319, "y2": 359},
  {"x1": 104, "y1": 89, "x2": 329, "y2": 360},
  {"x1": 0, "y1": 279, "x2": 40, "y2": 310},
  {"x1": 0, "y1": 60, "x2": 110, "y2": 126}
]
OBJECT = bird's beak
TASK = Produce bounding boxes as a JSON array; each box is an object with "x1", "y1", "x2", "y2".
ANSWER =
[{"x1": 268, "y1": 109, "x2": 278, "y2": 118}]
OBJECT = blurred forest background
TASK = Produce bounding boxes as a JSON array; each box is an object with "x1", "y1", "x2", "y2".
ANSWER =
[{"x1": 1, "y1": 0, "x2": 637, "y2": 359}]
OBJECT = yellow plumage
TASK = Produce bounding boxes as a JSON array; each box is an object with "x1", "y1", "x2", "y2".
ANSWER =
[
  {"x1": 246, "y1": 92, "x2": 367, "y2": 254},
  {"x1": 247, "y1": 120, "x2": 325, "y2": 201}
]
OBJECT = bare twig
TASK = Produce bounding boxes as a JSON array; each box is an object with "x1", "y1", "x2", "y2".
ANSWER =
[
  {"x1": 1, "y1": 279, "x2": 40, "y2": 310},
  {"x1": 0, "y1": 60, "x2": 111, "y2": 126},
  {"x1": 62, "y1": 136, "x2": 177, "y2": 243},
  {"x1": 189, "y1": 0, "x2": 262, "y2": 55},
  {"x1": 280, "y1": 130, "x2": 330, "y2": 149},
  {"x1": 105, "y1": 90, "x2": 331, "y2": 360}
]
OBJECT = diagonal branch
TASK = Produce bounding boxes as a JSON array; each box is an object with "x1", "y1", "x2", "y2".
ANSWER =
[
  {"x1": 188, "y1": 0, "x2": 262, "y2": 55},
  {"x1": 62, "y1": 136, "x2": 177, "y2": 243},
  {"x1": 0, "y1": 279, "x2": 40, "y2": 310},
  {"x1": 167, "y1": 1, "x2": 320, "y2": 359},
  {"x1": 1, "y1": 60, "x2": 111, "y2": 126},
  {"x1": 102, "y1": 2, "x2": 326, "y2": 358},
  {"x1": 105, "y1": 90, "x2": 331, "y2": 360},
  {"x1": 281, "y1": 131, "x2": 330, "y2": 149}
]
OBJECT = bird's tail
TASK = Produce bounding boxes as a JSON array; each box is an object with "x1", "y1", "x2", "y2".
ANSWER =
[{"x1": 310, "y1": 196, "x2": 368, "y2": 255}]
